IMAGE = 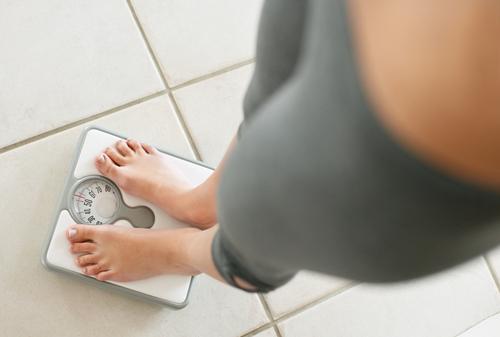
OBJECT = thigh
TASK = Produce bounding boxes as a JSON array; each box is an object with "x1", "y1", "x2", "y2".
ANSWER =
[
  {"x1": 220, "y1": 0, "x2": 500, "y2": 284},
  {"x1": 242, "y1": 0, "x2": 308, "y2": 129}
]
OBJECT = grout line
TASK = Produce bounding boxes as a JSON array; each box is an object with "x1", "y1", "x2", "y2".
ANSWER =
[
  {"x1": 257, "y1": 294, "x2": 284, "y2": 336},
  {"x1": 483, "y1": 255, "x2": 500, "y2": 293},
  {"x1": 239, "y1": 322, "x2": 276, "y2": 337},
  {"x1": 452, "y1": 309, "x2": 500, "y2": 337},
  {"x1": 170, "y1": 58, "x2": 255, "y2": 92},
  {"x1": 126, "y1": 0, "x2": 202, "y2": 161},
  {"x1": 126, "y1": 0, "x2": 170, "y2": 88},
  {"x1": 237, "y1": 295, "x2": 280, "y2": 337},
  {"x1": 274, "y1": 283, "x2": 359, "y2": 325},
  {"x1": 241, "y1": 284, "x2": 358, "y2": 337},
  {"x1": 258, "y1": 294, "x2": 277, "y2": 323},
  {"x1": 0, "y1": 90, "x2": 166, "y2": 155},
  {"x1": 272, "y1": 324, "x2": 284, "y2": 337},
  {"x1": 167, "y1": 91, "x2": 202, "y2": 161}
]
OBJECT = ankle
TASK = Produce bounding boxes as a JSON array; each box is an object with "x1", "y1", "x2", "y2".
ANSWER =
[
  {"x1": 161, "y1": 227, "x2": 202, "y2": 275},
  {"x1": 180, "y1": 191, "x2": 217, "y2": 227}
]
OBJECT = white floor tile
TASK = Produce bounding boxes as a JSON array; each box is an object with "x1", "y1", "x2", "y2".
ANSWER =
[
  {"x1": 173, "y1": 65, "x2": 253, "y2": 167},
  {"x1": 0, "y1": 0, "x2": 163, "y2": 149},
  {"x1": 0, "y1": 95, "x2": 268, "y2": 337},
  {"x1": 278, "y1": 259, "x2": 500, "y2": 337},
  {"x1": 131, "y1": 0, "x2": 262, "y2": 86},
  {"x1": 457, "y1": 313, "x2": 500, "y2": 337},
  {"x1": 264, "y1": 271, "x2": 351, "y2": 318}
]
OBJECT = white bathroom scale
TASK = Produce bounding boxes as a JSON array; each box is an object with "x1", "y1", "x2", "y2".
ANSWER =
[{"x1": 42, "y1": 126, "x2": 213, "y2": 308}]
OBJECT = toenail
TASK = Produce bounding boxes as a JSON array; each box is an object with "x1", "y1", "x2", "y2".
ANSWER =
[
  {"x1": 82, "y1": 268, "x2": 87, "y2": 274},
  {"x1": 68, "y1": 228, "x2": 77, "y2": 238},
  {"x1": 98, "y1": 154, "x2": 105, "y2": 163}
]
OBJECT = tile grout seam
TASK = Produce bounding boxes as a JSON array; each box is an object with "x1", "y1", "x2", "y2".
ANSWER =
[
  {"x1": 273, "y1": 283, "x2": 359, "y2": 325},
  {"x1": 272, "y1": 324, "x2": 284, "y2": 337},
  {"x1": 240, "y1": 322, "x2": 276, "y2": 337},
  {"x1": 258, "y1": 294, "x2": 276, "y2": 323},
  {"x1": 0, "y1": 90, "x2": 166, "y2": 155},
  {"x1": 240, "y1": 283, "x2": 359, "y2": 337},
  {"x1": 126, "y1": 0, "x2": 202, "y2": 161},
  {"x1": 236, "y1": 295, "x2": 280, "y2": 337},
  {"x1": 257, "y1": 294, "x2": 284, "y2": 337},
  {"x1": 167, "y1": 91, "x2": 202, "y2": 160},
  {"x1": 170, "y1": 58, "x2": 255, "y2": 91}
]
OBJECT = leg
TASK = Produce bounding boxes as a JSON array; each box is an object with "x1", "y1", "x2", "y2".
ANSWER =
[
  {"x1": 241, "y1": 0, "x2": 308, "y2": 131},
  {"x1": 216, "y1": 0, "x2": 500, "y2": 287}
]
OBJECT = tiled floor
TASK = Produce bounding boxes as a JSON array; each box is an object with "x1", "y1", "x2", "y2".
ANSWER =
[
  {"x1": 173, "y1": 64, "x2": 253, "y2": 166},
  {"x1": 1, "y1": 1, "x2": 500, "y2": 337}
]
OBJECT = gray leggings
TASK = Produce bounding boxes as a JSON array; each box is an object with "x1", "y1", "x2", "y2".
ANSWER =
[{"x1": 212, "y1": 0, "x2": 500, "y2": 292}]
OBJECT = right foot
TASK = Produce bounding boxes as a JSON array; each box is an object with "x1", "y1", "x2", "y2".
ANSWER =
[{"x1": 95, "y1": 139, "x2": 216, "y2": 227}]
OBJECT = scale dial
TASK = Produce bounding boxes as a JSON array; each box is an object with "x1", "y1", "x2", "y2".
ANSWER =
[{"x1": 69, "y1": 176, "x2": 120, "y2": 225}]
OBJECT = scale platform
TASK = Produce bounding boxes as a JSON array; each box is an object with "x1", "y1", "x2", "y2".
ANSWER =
[{"x1": 42, "y1": 126, "x2": 213, "y2": 308}]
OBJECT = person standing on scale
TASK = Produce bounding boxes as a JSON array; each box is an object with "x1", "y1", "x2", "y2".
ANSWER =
[{"x1": 66, "y1": 0, "x2": 500, "y2": 292}]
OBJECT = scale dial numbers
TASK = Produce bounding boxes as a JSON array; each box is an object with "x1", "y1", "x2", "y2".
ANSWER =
[{"x1": 70, "y1": 177, "x2": 120, "y2": 225}]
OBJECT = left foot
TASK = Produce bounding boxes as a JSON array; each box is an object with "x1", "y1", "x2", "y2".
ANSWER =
[
  {"x1": 95, "y1": 139, "x2": 217, "y2": 227},
  {"x1": 67, "y1": 224, "x2": 200, "y2": 282}
]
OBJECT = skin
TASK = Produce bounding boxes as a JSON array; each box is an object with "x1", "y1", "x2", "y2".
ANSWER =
[
  {"x1": 67, "y1": 1, "x2": 500, "y2": 286},
  {"x1": 349, "y1": 0, "x2": 500, "y2": 190}
]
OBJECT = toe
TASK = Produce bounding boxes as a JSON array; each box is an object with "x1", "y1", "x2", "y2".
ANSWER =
[
  {"x1": 84, "y1": 263, "x2": 107, "y2": 276},
  {"x1": 67, "y1": 225, "x2": 97, "y2": 243},
  {"x1": 76, "y1": 253, "x2": 99, "y2": 267},
  {"x1": 96, "y1": 153, "x2": 121, "y2": 180},
  {"x1": 142, "y1": 143, "x2": 157, "y2": 154},
  {"x1": 104, "y1": 147, "x2": 126, "y2": 165},
  {"x1": 70, "y1": 242, "x2": 96, "y2": 254},
  {"x1": 96, "y1": 270, "x2": 115, "y2": 281},
  {"x1": 127, "y1": 139, "x2": 145, "y2": 155},
  {"x1": 116, "y1": 140, "x2": 134, "y2": 157}
]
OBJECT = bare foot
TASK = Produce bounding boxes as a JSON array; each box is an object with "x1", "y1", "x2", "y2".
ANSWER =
[
  {"x1": 67, "y1": 224, "x2": 200, "y2": 282},
  {"x1": 95, "y1": 139, "x2": 216, "y2": 227}
]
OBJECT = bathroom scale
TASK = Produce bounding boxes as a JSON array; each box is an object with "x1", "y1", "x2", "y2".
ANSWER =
[{"x1": 42, "y1": 126, "x2": 213, "y2": 308}]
